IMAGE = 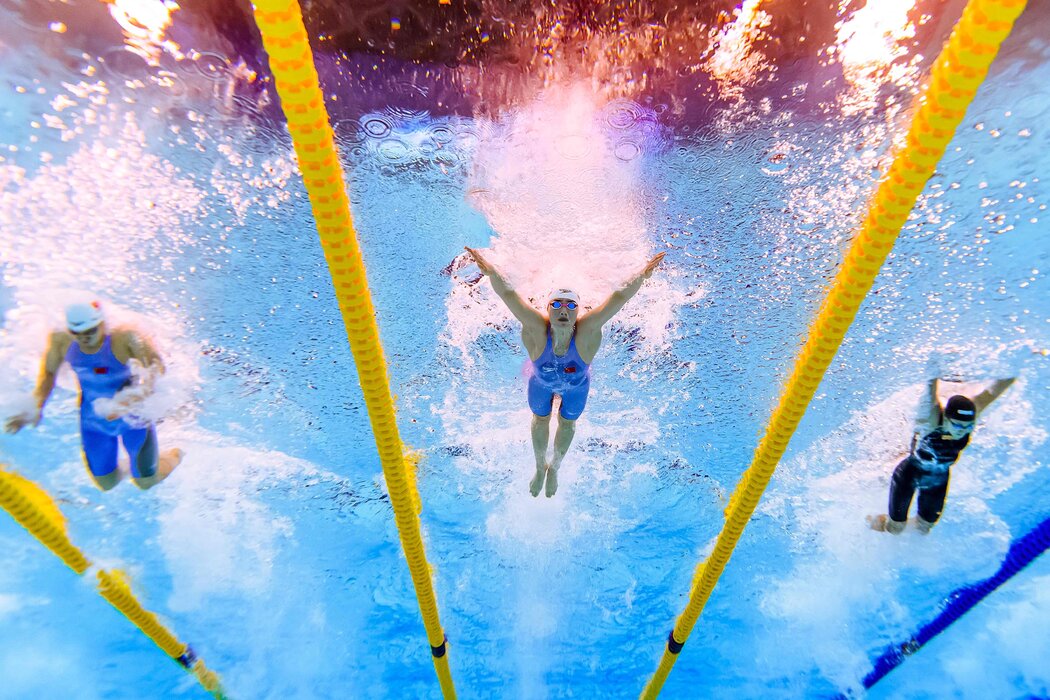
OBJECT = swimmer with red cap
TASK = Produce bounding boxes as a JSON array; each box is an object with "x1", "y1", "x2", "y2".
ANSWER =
[
  {"x1": 4, "y1": 300, "x2": 182, "y2": 491},
  {"x1": 465, "y1": 247, "x2": 664, "y2": 497}
]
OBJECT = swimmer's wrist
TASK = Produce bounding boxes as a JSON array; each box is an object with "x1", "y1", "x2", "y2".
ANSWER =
[{"x1": 22, "y1": 406, "x2": 43, "y2": 426}]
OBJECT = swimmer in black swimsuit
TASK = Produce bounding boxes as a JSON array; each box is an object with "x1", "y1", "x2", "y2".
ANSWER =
[{"x1": 868, "y1": 376, "x2": 1015, "y2": 535}]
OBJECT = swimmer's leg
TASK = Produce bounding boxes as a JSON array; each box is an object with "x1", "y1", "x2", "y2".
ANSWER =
[
  {"x1": 138, "y1": 448, "x2": 182, "y2": 490},
  {"x1": 544, "y1": 383, "x2": 587, "y2": 497},
  {"x1": 547, "y1": 414, "x2": 577, "y2": 498},
  {"x1": 882, "y1": 457, "x2": 918, "y2": 534},
  {"x1": 527, "y1": 375, "x2": 555, "y2": 497},
  {"x1": 914, "y1": 479, "x2": 949, "y2": 535},
  {"x1": 530, "y1": 412, "x2": 552, "y2": 497},
  {"x1": 82, "y1": 427, "x2": 121, "y2": 491},
  {"x1": 866, "y1": 514, "x2": 889, "y2": 531},
  {"x1": 125, "y1": 427, "x2": 182, "y2": 490}
]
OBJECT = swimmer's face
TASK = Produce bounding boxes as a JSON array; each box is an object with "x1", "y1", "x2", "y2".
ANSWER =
[
  {"x1": 69, "y1": 322, "x2": 104, "y2": 350},
  {"x1": 548, "y1": 299, "x2": 578, "y2": 326},
  {"x1": 944, "y1": 417, "x2": 974, "y2": 439}
]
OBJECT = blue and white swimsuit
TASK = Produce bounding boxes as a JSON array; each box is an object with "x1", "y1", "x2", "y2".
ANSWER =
[
  {"x1": 526, "y1": 330, "x2": 591, "y2": 420},
  {"x1": 66, "y1": 335, "x2": 157, "y2": 478}
]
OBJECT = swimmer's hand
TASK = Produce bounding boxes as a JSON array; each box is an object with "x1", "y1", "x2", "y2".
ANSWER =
[
  {"x1": 97, "y1": 402, "x2": 129, "y2": 422},
  {"x1": 641, "y1": 252, "x2": 666, "y2": 280},
  {"x1": 464, "y1": 246, "x2": 496, "y2": 276},
  {"x1": 99, "y1": 359, "x2": 157, "y2": 420},
  {"x1": 4, "y1": 409, "x2": 41, "y2": 434},
  {"x1": 95, "y1": 390, "x2": 146, "y2": 422}
]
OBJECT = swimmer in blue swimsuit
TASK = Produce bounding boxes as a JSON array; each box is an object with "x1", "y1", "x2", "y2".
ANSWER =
[
  {"x1": 4, "y1": 301, "x2": 183, "y2": 491},
  {"x1": 465, "y1": 247, "x2": 665, "y2": 497},
  {"x1": 868, "y1": 376, "x2": 1014, "y2": 534}
]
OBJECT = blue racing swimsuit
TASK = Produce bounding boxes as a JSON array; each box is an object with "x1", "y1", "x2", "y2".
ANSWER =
[
  {"x1": 66, "y1": 335, "x2": 157, "y2": 478},
  {"x1": 888, "y1": 412, "x2": 970, "y2": 523},
  {"x1": 526, "y1": 330, "x2": 591, "y2": 420}
]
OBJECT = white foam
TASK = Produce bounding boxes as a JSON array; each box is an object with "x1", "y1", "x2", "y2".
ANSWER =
[
  {"x1": 438, "y1": 86, "x2": 687, "y2": 537},
  {"x1": 0, "y1": 111, "x2": 206, "y2": 427},
  {"x1": 432, "y1": 92, "x2": 688, "y2": 678},
  {"x1": 445, "y1": 83, "x2": 685, "y2": 360},
  {"x1": 153, "y1": 426, "x2": 331, "y2": 611},
  {"x1": 0, "y1": 114, "x2": 203, "y2": 299},
  {"x1": 0, "y1": 592, "x2": 49, "y2": 619}
]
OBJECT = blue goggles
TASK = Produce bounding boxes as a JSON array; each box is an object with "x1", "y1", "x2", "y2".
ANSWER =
[{"x1": 550, "y1": 300, "x2": 578, "y2": 310}]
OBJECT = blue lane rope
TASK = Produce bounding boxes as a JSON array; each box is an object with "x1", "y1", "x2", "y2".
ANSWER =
[{"x1": 862, "y1": 516, "x2": 1050, "y2": 690}]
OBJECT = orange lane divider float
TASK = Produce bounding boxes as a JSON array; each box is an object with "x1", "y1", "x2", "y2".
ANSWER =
[
  {"x1": 640, "y1": 0, "x2": 1030, "y2": 697},
  {"x1": 0, "y1": 466, "x2": 225, "y2": 697},
  {"x1": 248, "y1": 1, "x2": 456, "y2": 697}
]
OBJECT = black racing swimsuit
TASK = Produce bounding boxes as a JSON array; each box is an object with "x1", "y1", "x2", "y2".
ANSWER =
[
  {"x1": 888, "y1": 412, "x2": 971, "y2": 523},
  {"x1": 910, "y1": 422, "x2": 970, "y2": 487}
]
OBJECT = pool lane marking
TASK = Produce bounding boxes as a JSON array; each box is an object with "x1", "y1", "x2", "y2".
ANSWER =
[{"x1": 861, "y1": 516, "x2": 1050, "y2": 691}]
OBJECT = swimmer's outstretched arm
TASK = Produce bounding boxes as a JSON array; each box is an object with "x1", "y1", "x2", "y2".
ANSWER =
[
  {"x1": 917, "y1": 377, "x2": 941, "y2": 429},
  {"x1": 973, "y1": 377, "x2": 1015, "y2": 414},
  {"x1": 34, "y1": 333, "x2": 68, "y2": 413},
  {"x1": 464, "y1": 247, "x2": 545, "y2": 332},
  {"x1": 580, "y1": 252, "x2": 665, "y2": 329}
]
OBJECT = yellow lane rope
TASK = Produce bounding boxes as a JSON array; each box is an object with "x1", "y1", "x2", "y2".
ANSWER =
[
  {"x1": 641, "y1": 0, "x2": 1028, "y2": 696},
  {"x1": 248, "y1": 2, "x2": 456, "y2": 696},
  {"x1": 0, "y1": 467, "x2": 225, "y2": 698}
]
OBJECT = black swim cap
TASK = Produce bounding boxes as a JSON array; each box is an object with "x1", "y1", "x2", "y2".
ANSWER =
[{"x1": 945, "y1": 395, "x2": 976, "y2": 422}]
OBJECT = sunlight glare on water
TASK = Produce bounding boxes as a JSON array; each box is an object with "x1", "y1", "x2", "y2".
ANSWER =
[
  {"x1": 447, "y1": 83, "x2": 683, "y2": 357},
  {"x1": 835, "y1": 0, "x2": 920, "y2": 115}
]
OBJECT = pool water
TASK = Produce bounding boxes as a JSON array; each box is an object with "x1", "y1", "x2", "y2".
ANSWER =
[{"x1": 0, "y1": 0, "x2": 1048, "y2": 698}]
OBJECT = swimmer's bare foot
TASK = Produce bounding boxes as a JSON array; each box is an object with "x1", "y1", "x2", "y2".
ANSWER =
[
  {"x1": 529, "y1": 465, "x2": 546, "y2": 497},
  {"x1": 545, "y1": 466, "x2": 559, "y2": 498},
  {"x1": 159, "y1": 448, "x2": 183, "y2": 476},
  {"x1": 867, "y1": 514, "x2": 905, "y2": 534}
]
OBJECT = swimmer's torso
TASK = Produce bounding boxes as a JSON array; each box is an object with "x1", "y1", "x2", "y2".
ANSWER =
[
  {"x1": 66, "y1": 335, "x2": 134, "y2": 434},
  {"x1": 910, "y1": 415, "x2": 970, "y2": 487},
  {"x1": 529, "y1": 331, "x2": 590, "y2": 390}
]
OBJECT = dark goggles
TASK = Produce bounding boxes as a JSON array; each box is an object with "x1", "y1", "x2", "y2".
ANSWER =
[{"x1": 69, "y1": 325, "x2": 101, "y2": 338}]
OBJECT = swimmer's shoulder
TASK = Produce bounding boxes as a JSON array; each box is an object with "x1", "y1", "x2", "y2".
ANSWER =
[
  {"x1": 42, "y1": 331, "x2": 73, "y2": 370},
  {"x1": 108, "y1": 326, "x2": 149, "y2": 360},
  {"x1": 45, "y1": 330, "x2": 73, "y2": 353},
  {"x1": 111, "y1": 325, "x2": 164, "y2": 366}
]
